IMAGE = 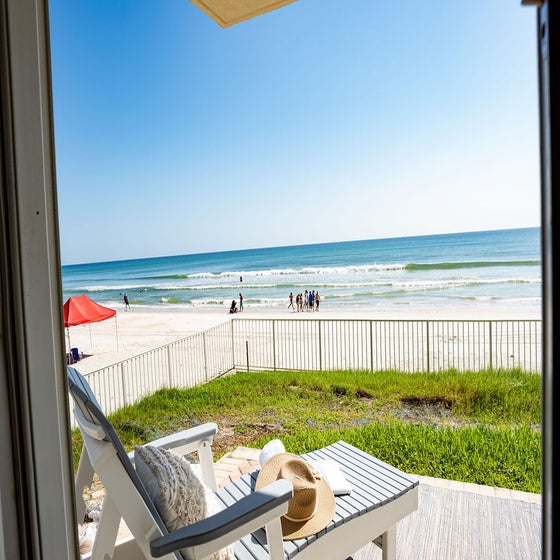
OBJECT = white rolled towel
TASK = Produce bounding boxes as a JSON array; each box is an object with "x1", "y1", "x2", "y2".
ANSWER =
[
  {"x1": 259, "y1": 439, "x2": 285, "y2": 466},
  {"x1": 308, "y1": 459, "x2": 352, "y2": 495}
]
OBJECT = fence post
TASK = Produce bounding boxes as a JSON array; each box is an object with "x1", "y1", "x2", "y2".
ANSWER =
[
  {"x1": 272, "y1": 320, "x2": 277, "y2": 371},
  {"x1": 318, "y1": 321, "x2": 323, "y2": 371},
  {"x1": 203, "y1": 331, "x2": 208, "y2": 382},
  {"x1": 120, "y1": 362, "x2": 127, "y2": 409},
  {"x1": 231, "y1": 319, "x2": 235, "y2": 369},
  {"x1": 489, "y1": 321, "x2": 493, "y2": 370},
  {"x1": 167, "y1": 345, "x2": 173, "y2": 387},
  {"x1": 425, "y1": 321, "x2": 430, "y2": 372},
  {"x1": 246, "y1": 340, "x2": 249, "y2": 372},
  {"x1": 369, "y1": 320, "x2": 374, "y2": 373}
]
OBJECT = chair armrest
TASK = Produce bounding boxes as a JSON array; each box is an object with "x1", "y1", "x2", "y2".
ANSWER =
[
  {"x1": 128, "y1": 422, "x2": 218, "y2": 462},
  {"x1": 128, "y1": 422, "x2": 219, "y2": 491},
  {"x1": 148, "y1": 422, "x2": 218, "y2": 452},
  {"x1": 149, "y1": 479, "x2": 293, "y2": 558}
]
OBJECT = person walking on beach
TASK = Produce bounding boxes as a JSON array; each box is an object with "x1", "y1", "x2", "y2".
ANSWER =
[
  {"x1": 239, "y1": 293, "x2": 244, "y2": 311},
  {"x1": 288, "y1": 292, "x2": 294, "y2": 311},
  {"x1": 123, "y1": 293, "x2": 130, "y2": 311},
  {"x1": 315, "y1": 291, "x2": 320, "y2": 311}
]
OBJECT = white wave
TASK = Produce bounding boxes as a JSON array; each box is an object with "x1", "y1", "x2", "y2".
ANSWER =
[
  {"x1": 72, "y1": 283, "x2": 148, "y2": 292},
  {"x1": 392, "y1": 277, "x2": 542, "y2": 289},
  {"x1": 188, "y1": 263, "x2": 408, "y2": 279}
]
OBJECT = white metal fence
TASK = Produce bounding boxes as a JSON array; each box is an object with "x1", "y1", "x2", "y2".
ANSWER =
[
  {"x1": 232, "y1": 318, "x2": 542, "y2": 374},
  {"x1": 80, "y1": 321, "x2": 234, "y2": 417},
  {"x1": 79, "y1": 318, "x2": 542, "y2": 419}
]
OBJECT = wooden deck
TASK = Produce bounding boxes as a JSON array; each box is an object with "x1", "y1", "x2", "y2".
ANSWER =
[
  {"x1": 80, "y1": 446, "x2": 542, "y2": 559},
  {"x1": 216, "y1": 447, "x2": 542, "y2": 560},
  {"x1": 351, "y1": 476, "x2": 541, "y2": 559}
]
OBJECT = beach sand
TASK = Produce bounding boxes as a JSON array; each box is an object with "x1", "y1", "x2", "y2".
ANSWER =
[{"x1": 66, "y1": 305, "x2": 541, "y2": 374}]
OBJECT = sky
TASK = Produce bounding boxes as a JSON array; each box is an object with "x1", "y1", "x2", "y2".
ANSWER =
[{"x1": 48, "y1": 0, "x2": 541, "y2": 265}]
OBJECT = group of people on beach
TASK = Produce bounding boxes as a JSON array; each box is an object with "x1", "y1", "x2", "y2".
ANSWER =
[
  {"x1": 288, "y1": 290, "x2": 320, "y2": 312},
  {"x1": 229, "y1": 293, "x2": 243, "y2": 313}
]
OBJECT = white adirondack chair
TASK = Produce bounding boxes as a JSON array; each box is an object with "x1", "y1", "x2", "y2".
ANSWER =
[{"x1": 68, "y1": 366, "x2": 419, "y2": 560}]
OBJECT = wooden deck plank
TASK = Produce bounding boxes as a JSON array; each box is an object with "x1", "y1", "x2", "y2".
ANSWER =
[{"x1": 350, "y1": 481, "x2": 541, "y2": 560}]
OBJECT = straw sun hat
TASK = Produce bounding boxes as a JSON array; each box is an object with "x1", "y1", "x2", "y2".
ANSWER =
[{"x1": 255, "y1": 453, "x2": 336, "y2": 540}]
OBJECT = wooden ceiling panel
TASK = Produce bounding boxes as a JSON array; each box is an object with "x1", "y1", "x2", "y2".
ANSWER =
[{"x1": 189, "y1": 0, "x2": 297, "y2": 28}]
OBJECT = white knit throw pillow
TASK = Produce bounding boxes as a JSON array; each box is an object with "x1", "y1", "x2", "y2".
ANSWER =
[{"x1": 134, "y1": 445, "x2": 234, "y2": 560}]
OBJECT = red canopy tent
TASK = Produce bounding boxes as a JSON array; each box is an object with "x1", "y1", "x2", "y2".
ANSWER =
[{"x1": 64, "y1": 295, "x2": 118, "y2": 359}]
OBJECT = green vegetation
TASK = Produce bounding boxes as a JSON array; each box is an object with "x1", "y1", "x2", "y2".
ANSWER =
[{"x1": 71, "y1": 368, "x2": 541, "y2": 493}]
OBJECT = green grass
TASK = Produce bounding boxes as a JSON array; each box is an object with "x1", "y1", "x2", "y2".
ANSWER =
[{"x1": 71, "y1": 368, "x2": 542, "y2": 493}]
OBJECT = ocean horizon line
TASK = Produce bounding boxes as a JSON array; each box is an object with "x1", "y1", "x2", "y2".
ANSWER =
[{"x1": 62, "y1": 225, "x2": 540, "y2": 268}]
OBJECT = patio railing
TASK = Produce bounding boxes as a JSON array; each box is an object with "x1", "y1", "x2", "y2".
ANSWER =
[
  {"x1": 232, "y1": 318, "x2": 542, "y2": 374},
  {"x1": 79, "y1": 321, "x2": 234, "y2": 417},
  {"x1": 78, "y1": 318, "x2": 542, "y2": 420}
]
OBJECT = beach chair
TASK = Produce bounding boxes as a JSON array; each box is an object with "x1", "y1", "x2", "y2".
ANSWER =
[
  {"x1": 71, "y1": 347, "x2": 82, "y2": 363},
  {"x1": 68, "y1": 366, "x2": 419, "y2": 560}
]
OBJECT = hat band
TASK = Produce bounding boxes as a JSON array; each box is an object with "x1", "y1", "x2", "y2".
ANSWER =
[{"x1": 283, "y1": 502, "x2": 318, "y2": 523}]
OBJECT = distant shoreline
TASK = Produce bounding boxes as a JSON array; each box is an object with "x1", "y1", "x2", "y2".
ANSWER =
[{"x1": 62, "y1": 228, "x2": 542, "y2": 314}]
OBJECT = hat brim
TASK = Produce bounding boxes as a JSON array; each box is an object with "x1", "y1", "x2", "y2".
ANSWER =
[{"x1": 255, "y1": 453, "x2": 336, "y2": 540}]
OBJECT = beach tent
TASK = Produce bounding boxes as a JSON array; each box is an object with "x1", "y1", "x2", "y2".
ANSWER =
[{"x1": 63, "y1": 295, "x2": 119, "y2": 356}]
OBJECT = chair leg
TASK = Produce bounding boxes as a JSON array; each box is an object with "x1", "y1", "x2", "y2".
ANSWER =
[
  {"x1": 75, "y1": 446, "x2": 95, "y2": 524},
  {"x1": 91, "y1": 494, "x2": 121, "y2": 560},
  {"x1": 380, "y1": 525, "x2": 396, "y2": 560},
  {"x1": 265, "y1": 518, "x2": 285, "y2": 560}
]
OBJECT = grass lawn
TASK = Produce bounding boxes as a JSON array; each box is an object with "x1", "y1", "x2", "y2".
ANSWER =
[{"x1": 71, "y1": 367, "x2": 541, "y2": 493}]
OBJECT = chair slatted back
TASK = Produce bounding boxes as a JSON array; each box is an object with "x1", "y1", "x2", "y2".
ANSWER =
[{"x1": 67, "y1": 366, "x2": 169, "y2": 539}]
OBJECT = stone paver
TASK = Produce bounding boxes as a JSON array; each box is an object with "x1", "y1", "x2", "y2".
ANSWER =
[{"x1": 215, "y1": 446, "x2": 261, "y2": 488}]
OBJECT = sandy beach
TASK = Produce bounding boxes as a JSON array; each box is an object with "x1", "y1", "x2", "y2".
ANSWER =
[{"x1": 66, "y1": 305, "x2": 541, "y2": 374}]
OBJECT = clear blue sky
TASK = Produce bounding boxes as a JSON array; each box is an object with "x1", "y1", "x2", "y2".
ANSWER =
[{"x1": 48, "y1": 0, "x2": 540, "y2": 265}]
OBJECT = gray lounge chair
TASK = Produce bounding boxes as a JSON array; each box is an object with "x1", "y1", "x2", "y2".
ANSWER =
[{"x1": 67, "y1": 366, "x2": 419, "y2": 559}]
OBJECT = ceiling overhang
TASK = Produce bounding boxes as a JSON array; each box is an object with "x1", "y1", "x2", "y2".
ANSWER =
[{"x1": 188, "y1": 0, "x2": 298, "y2": 28}]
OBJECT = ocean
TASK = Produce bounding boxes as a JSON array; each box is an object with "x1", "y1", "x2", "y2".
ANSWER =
[{"x1": 61, "y1": 227, "x2": 542, "y2": 315}]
